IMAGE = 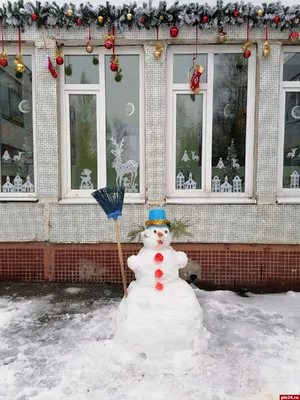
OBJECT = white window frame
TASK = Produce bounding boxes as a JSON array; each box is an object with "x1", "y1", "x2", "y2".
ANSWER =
[
  {"x1": 166, "y1": 45, "x2": 256, "y2": 204},
  {"x1": 0, "y1": 46, "x2": 37, "y2": 201},
  {"x1": 277, "y1": 46, "x2": 300, "y2": 203},
  {"x1": 59, "y1": 46, "x2": 145, "y2": 204}
]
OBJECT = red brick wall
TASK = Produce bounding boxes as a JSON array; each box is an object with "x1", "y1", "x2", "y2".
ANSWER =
[{"x1": 0, "y1": 242, "x2": 300, "y2": 290}]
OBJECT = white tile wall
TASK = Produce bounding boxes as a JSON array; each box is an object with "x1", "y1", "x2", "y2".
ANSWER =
[{"x1": 1, "y1": 25, "x2": 300, "y2": 243}]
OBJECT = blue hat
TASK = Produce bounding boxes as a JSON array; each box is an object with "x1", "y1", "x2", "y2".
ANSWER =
[{"x1": 145, "y1": 209, "x2": 171, "y2": 228}]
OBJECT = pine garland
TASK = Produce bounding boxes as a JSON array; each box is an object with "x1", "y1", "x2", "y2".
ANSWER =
[
  {"x1": 127, "y1": 218, "x2": 193, "y2": 242},
  {"x1": 0, "y1": 1, "x2": 300, "y2": 31}
]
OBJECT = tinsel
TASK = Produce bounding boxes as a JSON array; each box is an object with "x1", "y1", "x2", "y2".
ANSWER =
[{"x1": 0, "y1": 0, "x2": 299, "y2": 31}]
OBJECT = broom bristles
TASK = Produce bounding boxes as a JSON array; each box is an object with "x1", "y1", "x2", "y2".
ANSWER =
[{"x1": 92, "y1": 186, "x2": 125, "y2": 220}]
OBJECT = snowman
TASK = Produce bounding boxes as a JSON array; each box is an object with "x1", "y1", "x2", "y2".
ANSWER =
[{"x1": 114, "y1": 209, "x2": 208, "y2": 359}]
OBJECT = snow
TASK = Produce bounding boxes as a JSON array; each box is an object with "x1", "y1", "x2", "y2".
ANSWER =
[
  {"x1": 114, "y1": 225, "x2": 208, "y2": 358},
  {"x1": 0, "y1": 289, "x2": 300, "y2": 400}
]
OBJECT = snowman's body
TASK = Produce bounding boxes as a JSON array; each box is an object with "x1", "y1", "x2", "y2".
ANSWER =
[{"x1": 114, "y1": 225, "x2": 208, "y2": 358}]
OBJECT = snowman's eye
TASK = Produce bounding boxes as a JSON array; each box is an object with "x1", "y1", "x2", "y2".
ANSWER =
[
  {"x1": 154, "y1": 230, "x2": 157, "y2": 233},
  {"x1": 165, "y1": 230, "x2": 168, "y2": 234}
]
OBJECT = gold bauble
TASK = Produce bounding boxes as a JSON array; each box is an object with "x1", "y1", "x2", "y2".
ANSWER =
[
  {"x1": 159, "y1": 15, "x2": 164, "y2": 21},
  {"x1": 66, "y1": 9, "x2": 73, "y2": 17},
  {"x1": 263, "y1": 48, "x2": 270, "y2": 57},
  {"x1": 97, "y1": 15, "x2": 103, "y2": 23},
  {"x1": 126, "y1": 13, "x2": 132, "y2": 20},
  {"x1": 16, "y1": 62, "x2": 25, "y2": 73},
  {"x1": 257, "y1": 9, "x2": 263, "y2": 17},
  {"x1": 86, "y1": 44, "x2": 93, "y2": 53},
  {"x1": 218, "y1": 33, "x2": 227, "y2": 43},
  {"x1": 154, "y1": 49, "x2": 162, "y2": 59}
]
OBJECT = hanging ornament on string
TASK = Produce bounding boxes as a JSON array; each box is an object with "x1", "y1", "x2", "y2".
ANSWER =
[
  {"x1": 217, "y1": 27, "x2": 227, "y2": 43},
  {"x1": 242, "y1": 19, "x2": 252, "y2": 59},
  {"x1": 104, "y1": 18, "x2": 114, "y2": 50},
  {"x1": 14, "y1": 27, "x2": 25, "y2": 76},
  {"x1": 109, "y1": 27, "x2": 123, "y2": 82},
  {"x1": 154, "y1": 27, "x2": 163, "y2": 60},
  {"x1": 86, "y1": 24, "x2": 93, "y2": 53},
  {"x1": 55, "y1": 27, "x2": 64, "y2": 65},
  {"x1": 189, "y1": 25, "x2": 205, "y2": 95},
  {"x1": 289, "y1": 31, "x2": 299, "y2": 42},
  {"x1": 170, "y1": 26, "x2": 179, "y2": 38},
  {"x1": 0, "y1": 18, "x2": 8, "y2": 67},
  {"x1": 262, "y1": 25, "x2": 271, "y2": 57}
]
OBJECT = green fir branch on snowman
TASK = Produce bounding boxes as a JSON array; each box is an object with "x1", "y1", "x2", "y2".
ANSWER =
[{"x1": 127, "y1": 218, "x2": 193, "y2": 242}]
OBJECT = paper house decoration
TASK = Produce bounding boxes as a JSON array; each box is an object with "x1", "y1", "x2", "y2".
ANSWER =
[
  {"x1": 212, "y1": 176, "x2": 221, "y2": 192},
  {"x1": 290, "y1": 171, "x2": 299, "y2": 188},
  {"x1": 233, "y1": 176, "x2": 242, "y2": 192},
  {"x1": 13, "y1": 174, "x2": 23, "y2": 192},
  {"x1": 220, "y1": 176, "x2": 232, "y2": 192},
  {"x1": 2, "y1": 176, "x2": 14, "y2": 192},
  {"x1": 183, "y1": 173, "x2": 197, "y2": 189},
  {"x1": 22, "y1": 176, "x2": 35, "y2": 193},
  {"x1": 176, "y1": 172, "x2": 185, "y2": 189}
]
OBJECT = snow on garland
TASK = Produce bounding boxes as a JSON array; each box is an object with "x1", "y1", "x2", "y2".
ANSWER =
[{"x1": 0, "y1": 0, "x2": 300, "y2": 31}]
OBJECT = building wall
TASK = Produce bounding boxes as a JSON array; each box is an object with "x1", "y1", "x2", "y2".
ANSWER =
[{"x1": 0, "y1": 24, "x2": 299, "y2": 244}]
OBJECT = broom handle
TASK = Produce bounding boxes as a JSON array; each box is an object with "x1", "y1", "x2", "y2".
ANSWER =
[{"x1": 114, "y1": 219, "x2": 128, "y2": 298}]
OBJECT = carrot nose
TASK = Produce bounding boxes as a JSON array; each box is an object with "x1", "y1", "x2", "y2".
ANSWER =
[{"x1": 157, "y1": 232, "x2": 163, "y2": 237}]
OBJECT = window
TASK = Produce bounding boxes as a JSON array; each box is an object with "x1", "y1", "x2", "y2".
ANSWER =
[
  {"x1": 60, "y1": 47, "x2": 144, "y2": 202},
  {"x1": 278, "y1": 48, "x2": 300, "y2": 201},
  {"x1": 167, "y1": 46, "x2": 256, "y2": 203},
  {"x1": 0, "y1": 52, "x2": 35, "y2": 198}
]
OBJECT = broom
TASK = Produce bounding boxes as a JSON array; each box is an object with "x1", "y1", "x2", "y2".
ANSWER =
[{"x1": 91, "y1": 186, "x2": 128, "y2": 297}]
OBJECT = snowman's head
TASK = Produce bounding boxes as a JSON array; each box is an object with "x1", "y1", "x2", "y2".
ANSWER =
[{"x1": 141, "y1": 226, "x2": 172, "y2": 249}]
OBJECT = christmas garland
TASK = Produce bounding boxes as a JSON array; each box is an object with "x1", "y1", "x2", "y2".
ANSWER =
[{"x1": 0, "y1": 0, "x2": 300, "y2": 31}]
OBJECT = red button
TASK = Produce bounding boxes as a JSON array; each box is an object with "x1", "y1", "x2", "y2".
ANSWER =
[
  {"x1": 154, "y1": 253, "x2": 164, "y2": 262},
  {"x1": 156, "y1": 282, "x2": 164, "y2": 291},
  {"x1": 154, "y1": 269, "x2": 163, "y2": 278}
]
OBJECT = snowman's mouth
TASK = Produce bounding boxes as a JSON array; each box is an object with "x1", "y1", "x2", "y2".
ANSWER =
[{"x1": 157, "y1": 239, "x2": 163, "y2": 245}]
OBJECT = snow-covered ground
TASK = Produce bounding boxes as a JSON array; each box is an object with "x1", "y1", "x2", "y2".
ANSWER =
[{"x1": 0, "y1": 287, "x2": 299, "y2": 400}]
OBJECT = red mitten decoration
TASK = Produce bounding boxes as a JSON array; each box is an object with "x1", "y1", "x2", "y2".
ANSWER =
[
  {"x1": 154, "y1": 253, "x2": 164, "y2": 262},
  {"x1": 154, "y1": 269, "x2": 164, "y2": 278},
  {"x1": 155, "y1": 282, "x2": 164, "y2": 291}
]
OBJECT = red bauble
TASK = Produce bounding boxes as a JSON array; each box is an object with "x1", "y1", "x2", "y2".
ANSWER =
[
  {"x1": 155, "y1": 282, "x2": 164, "y2": 291},
  {"x1": 0, "y1": 58, "x2": 8, "y2": 67},
  {"x1": 104, "y1": 38, "x2": 114, "y2": 50},
  {"x1": 233, "y1": 11, "x2": 239, "y2": 18},
  {"x1": 56, "y1": 56, "x2": 64, "y2": 65},
  {"x1": 154, "y1": 269, "x2": 164, "y2": 278},
  {"x1": 273, "y1": 16, "x2": 280, "y2": 23},
  {"x1": 243, "y1": 49, "x2": 251, "y2": 59},
  {"x1": 110, "y1": 63, "x2": 118, "y2": 72},
  {"x1": 289, "y1": 31, "x2": 299, "y2": 41},
  {"x1": 170, "y1": 26, "x2": 179, "y2": 38},
  {"x1": 76, "y1": 19, "x2": 82, "y2": 25},
  {"x1": 154, "y1": 253, "x2": 164, "y2": 262},
  {"x1": 202, "y1": 15, "x2": 208, "y2": 23},
  {"x1": 140, "y1": 17, "x2": 145, "y2": 24},
  {"x1": 31, "y1": 13, "x2": 37, "y2": 21}
]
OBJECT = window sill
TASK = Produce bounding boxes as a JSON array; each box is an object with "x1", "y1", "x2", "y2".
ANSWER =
[
  {"x1": 166, "y1": 197, "x2": 257, "y2": 205},
  {"x1": 0, "y1": 196, "x2": 38, "y2": 202},
  {"x1": 59, "y1": 197, "x2": 146, "y2": 205},
  {"x1": 277, "y1": 197, "x2": 300, "y2": 204}
]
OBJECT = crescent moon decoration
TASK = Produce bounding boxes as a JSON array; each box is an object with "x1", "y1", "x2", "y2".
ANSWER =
[
  {"x1": 223, "y1": 104, "x2": 233, "y2": 118},
  {"x1": 291, "y1": 105, "x2": 300, "y2": 120},
  {"x1": 18, "y1": 100, "x2": 30, "y2": 114},
  {"x1": 124, "y1": 102, "x2": 135, "y2": 117}
]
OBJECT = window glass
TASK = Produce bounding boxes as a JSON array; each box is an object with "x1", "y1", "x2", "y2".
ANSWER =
[
  {"x1": 283, "y1": 53, "x2": 300, "y2": 82},
  {"x1": 175, "y1": 94, "x2": 203, "y2": 190},
  {"x1": 64, "y1": 55, "x2": 99, "y2": 84},
  {"x1": 0, "y1": 55, "x2": 34, "y2": 193},
  {"x1": 211, "y1": 54, "x2": 247, "y2": 193},
  {"x1": 173, "y1": 54, "x2": 207, "y2": 84},
  {"x1": 105, "y1": 55, "x2": 140, "y2": 193},
  {"x1": 282, "y1": 91, "x2": 300, "y2": 188},
  {"x1": 69, "y1": 94, "x2": 97, "y2": 190}
]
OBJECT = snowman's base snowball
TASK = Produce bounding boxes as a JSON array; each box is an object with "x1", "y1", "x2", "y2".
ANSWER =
[{"x1": 113, "y1": 279, "x2": 209, "y2": 359}]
